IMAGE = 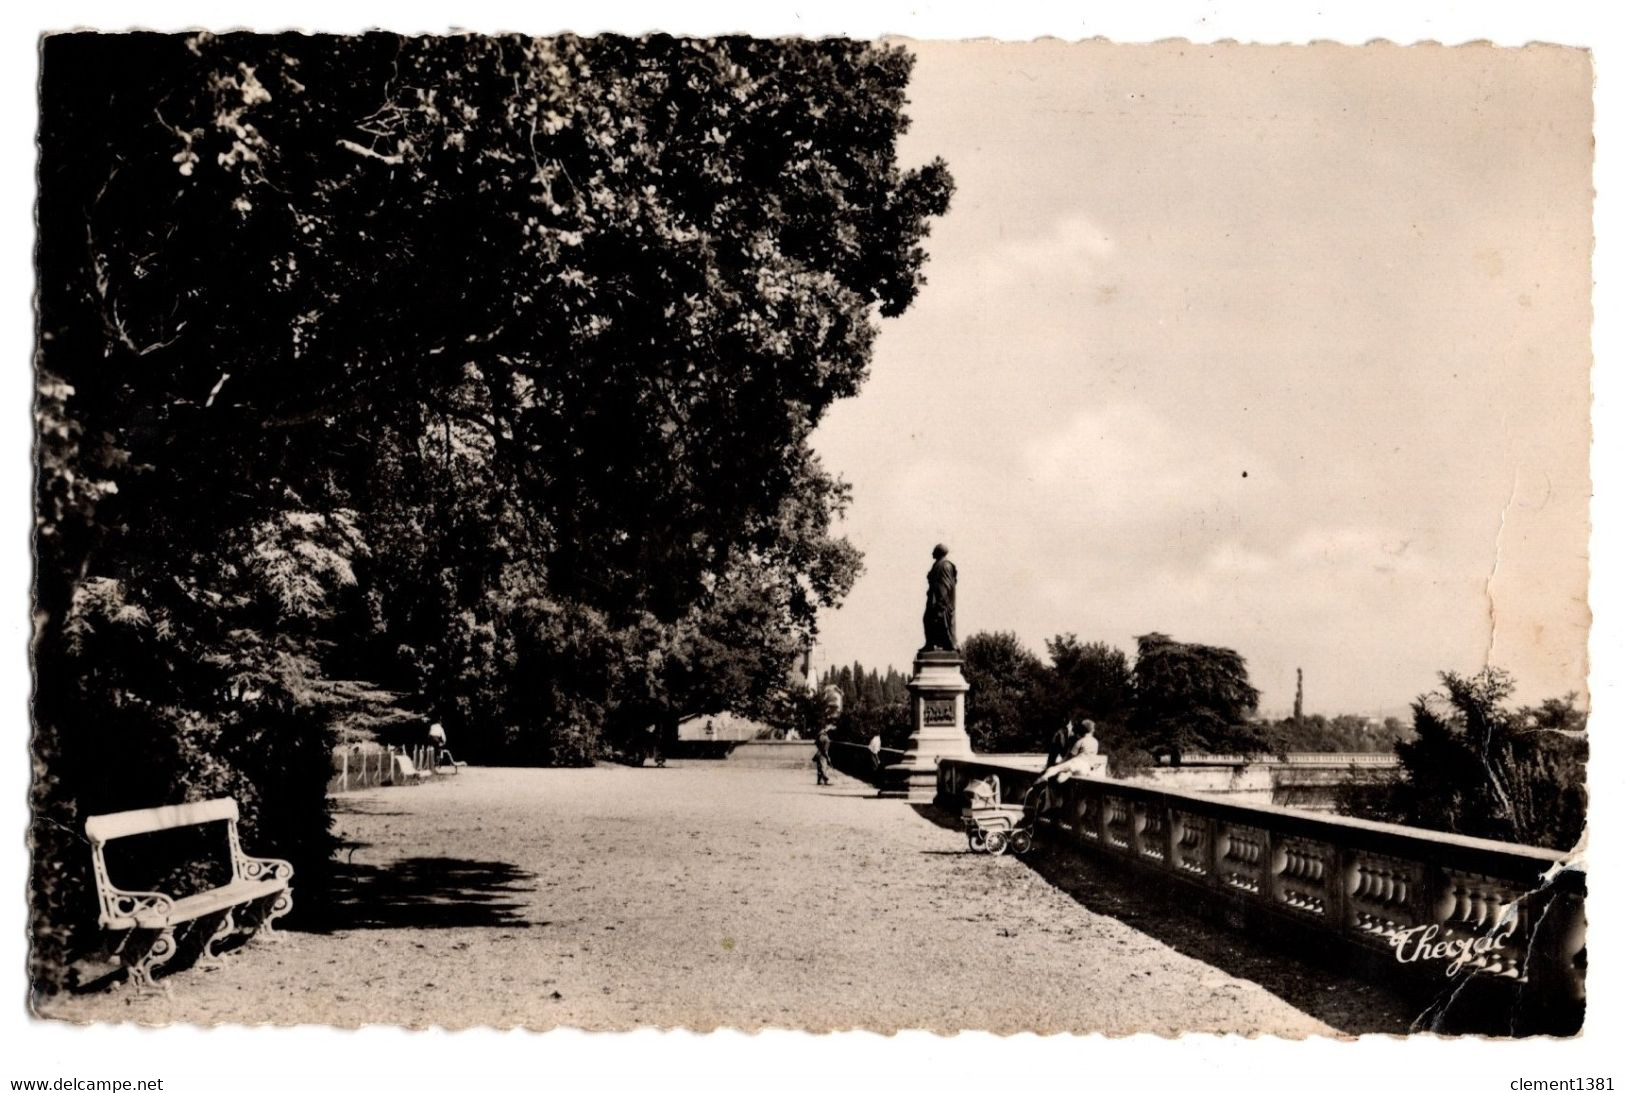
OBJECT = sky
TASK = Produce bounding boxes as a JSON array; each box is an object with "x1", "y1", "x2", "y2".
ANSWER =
[{"x1": 811, "y1": 41, "x2": 1594, "y2": 717}]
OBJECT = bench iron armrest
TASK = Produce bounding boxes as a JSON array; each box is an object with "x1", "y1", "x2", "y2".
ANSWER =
[
  {"x1": 99, "y1": 888, "x2": 176, "y2": 927},
  {"x1": 235, "y1": 855, "x2": 294, "y2": 884}
]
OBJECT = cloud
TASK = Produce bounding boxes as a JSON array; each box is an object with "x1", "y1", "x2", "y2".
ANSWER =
[
  {"x1": 922, "y1": 211, "x2": 1119, "y2": 311},
  {"x1": 812, "y1": 41, "x2": 1590, "y2": 712},
  {"x1": 850, "y1": 396, "x2": 1463, "y2": 708},
  {"x1": 1021, "y1": 402, "x2": 1263, "y2": 532}
]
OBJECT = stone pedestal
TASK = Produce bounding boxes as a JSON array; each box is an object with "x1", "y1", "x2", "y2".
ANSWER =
[{"x1": 882, "y1": 649, "x2": 975, "y2": 800}]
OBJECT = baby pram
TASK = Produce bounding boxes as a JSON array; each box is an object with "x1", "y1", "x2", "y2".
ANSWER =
[{"x1": 960, "y1": 775, "x2": 1039, "y2": 856}]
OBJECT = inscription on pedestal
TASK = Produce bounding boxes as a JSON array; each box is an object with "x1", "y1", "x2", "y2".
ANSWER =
[{"x1": 922, "y1": 699, "x2": 956, "y2": 726}]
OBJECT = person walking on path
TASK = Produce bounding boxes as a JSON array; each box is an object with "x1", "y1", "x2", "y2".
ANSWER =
[
  {"x1": 868, "y1": 732, "x2": 885, "y2": 794},
  {"x1": 814, "y1": 727, "x2": 833, "y2": 786}
]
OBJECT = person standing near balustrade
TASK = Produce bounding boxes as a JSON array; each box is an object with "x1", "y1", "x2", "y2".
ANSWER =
[
  {"x1": 1041, "y1": 720, "x2": 1099, "y2": 782},
  {"x1": 1045, "y1": 720, "x2": 1074, "y2": 770}
]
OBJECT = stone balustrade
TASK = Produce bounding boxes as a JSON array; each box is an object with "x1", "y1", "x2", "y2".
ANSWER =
[
  {"x1": 1127, "y1": 752, "x2": 1403, "y2": 811},
  {"x1": 1190, "y1": 752, "x2": 1401, "y2": 768},
  {"x1": 938, "y1": 757, "x2": 1585, "y2": 1031}
]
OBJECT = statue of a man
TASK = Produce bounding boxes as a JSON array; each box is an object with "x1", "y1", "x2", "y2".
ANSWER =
[{"x1": 922, "y1": 543, "x2": 958, "y2": 651}]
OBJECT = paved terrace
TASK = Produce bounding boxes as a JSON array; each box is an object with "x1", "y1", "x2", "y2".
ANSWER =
[{"x1": 41, "y1": 764, "x2": 1419, "y2": 1034}]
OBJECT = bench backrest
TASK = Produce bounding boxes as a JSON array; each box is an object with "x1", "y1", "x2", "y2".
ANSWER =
[{"x1": 85, "y1": 798, "x2": 239, "y2": 845}]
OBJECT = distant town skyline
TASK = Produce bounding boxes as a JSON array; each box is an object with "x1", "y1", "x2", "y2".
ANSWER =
[{"x1": 810, "y1": 41, "x2": 1592, "y2": 716}]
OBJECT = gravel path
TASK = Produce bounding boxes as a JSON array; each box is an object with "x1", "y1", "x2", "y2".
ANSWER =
[{"x1": 40, "y1": 763, "x2": 1407, "y2": 1034}]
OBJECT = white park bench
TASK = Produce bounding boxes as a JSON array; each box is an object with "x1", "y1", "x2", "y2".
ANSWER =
[{"x1": 86, "y1": 797, "x2": 294, "y2": 991}]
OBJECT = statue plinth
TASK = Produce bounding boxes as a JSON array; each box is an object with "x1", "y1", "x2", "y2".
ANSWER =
[{"x1": 881, "y1": 648, "x2": 975, "y2": 800}]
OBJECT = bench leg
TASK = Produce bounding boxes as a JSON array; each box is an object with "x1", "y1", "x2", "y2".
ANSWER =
[
  {"x1": 241, "y1": 889, "x2": 293, "y2": 943},
  {"x1": 196, "y1": 909, "x2": 237, "y2": 971},
  {"x1": 125, "y1": 928, "x2": 177, "y2": 995}
]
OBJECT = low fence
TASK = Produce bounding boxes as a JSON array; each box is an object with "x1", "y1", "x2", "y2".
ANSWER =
[
  {"x1": 327, "y1": 746, "x2": 451, "y2": 794},
  {"x1": 1122, "y1": 757, "x2": 1399, "y2": 812},
  {"x1": 329, "y1": 749, "x2": 393, "y2": 793},
  {"x1": 726, "y1": 739, "x2": 817, "y2": 768},
  {"x1": 829, "y1": 740, "x2": 909, "y2": 784},
  {"x1": 938, "y1": 757, "x2": 1585, "y2": 1032}
]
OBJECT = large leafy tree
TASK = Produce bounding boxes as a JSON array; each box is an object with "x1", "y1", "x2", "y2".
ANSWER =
[
  {"x1": 1127, "y1": 632, "x2": 1265, "y2": 763},
  {"x1": 41, "y1": 31, "x2": 940, "y2": 627},
  {"x1": 1045, "y1": 634, "x2": 1131, "y2": 749},
  {"x1": 1373, "y1": 670, "x2": 1587, "y2": 850},
  {"x1": 33, "y1": 32, "x2": 950, "y2": 987},
  {"x1": 962, "y1": 631, "x2": 1052, "y2": 753}
]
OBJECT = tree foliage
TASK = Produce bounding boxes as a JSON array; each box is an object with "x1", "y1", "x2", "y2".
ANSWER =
[
  {"x1": 962, "y1": 631, "x2": 1052, "y2": 753},
  {"x1": 921, "y1": 628, "x2": 1264, "y2": 765},
  {"x1": 1045, "y1": 634, "x2": 1132, "y2": 750},
  {"x1": 785, "y1": 684, "x2": 842, "y2": 741},
  {"x1": 1126, "y1": 632, "x2": 1264, "y2": 762},
  {"x1": 1345, "y1": 670, "x2": 1588, "y2": 850},
  {"x1": 1263, "y1": 713, "x2": 1411, "y2": 754},
  {"x1": 33, "y1": 31, "x2": 950, "y2": 989},
  {"x1": 821, "y1": 662, "x2": 910, "y2": 753}
]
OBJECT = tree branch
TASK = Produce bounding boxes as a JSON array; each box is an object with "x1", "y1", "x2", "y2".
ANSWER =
[{"x1": 335, "y1": 138, "x2": 404, "y2": 165}]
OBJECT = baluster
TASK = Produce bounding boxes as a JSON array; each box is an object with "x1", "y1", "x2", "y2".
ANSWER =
[
  {"x1": 1129, "y1": 802, "x2": 1149, "y2": 859},
  {"x1": 1488, "y1": 889, "x2": 1520, "y2": 976},
  {"x1": 1105, "y1": 798, "x2": 1130, "y2": 851},
  {"x1": 1209, "y1": 823, "x2": 1228, "y2": 892},
  {"x1": 1466, "y1": 883, "x2": 1488, "y2": 930},
  {"x1": 1330, "y1": 848, "x2": 1353, "y2": 932},
  {"x1": 1498, "y1": 893, "x2": 1520, "y2": 936},
  {"x1": 1433, "y1": 874, "x2": 1460, "y2": 925}
]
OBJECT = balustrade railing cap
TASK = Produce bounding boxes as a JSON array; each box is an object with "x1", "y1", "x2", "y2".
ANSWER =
[{"x1": 941, "y1": 756, "x2": 1577, "y2": 870}]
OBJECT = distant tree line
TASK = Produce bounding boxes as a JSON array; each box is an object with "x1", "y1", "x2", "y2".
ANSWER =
[
  {"x1": 949, "y1": 630, "x2": 1265, "y2": 768},
  {"x1": 927, "y1": 628, "x2": 1587, "y2": 850},
  {"x1": 808, "y1": 631, "x2": 1268, "y2": 769},
  {"x1": 816, "y1": 661, "x2": 912, "y2": 754},
  {"x1": 1260, "y1": 713, "x2": 1411, "y2": 754},
  {"x1": 826, "y1": 661, "x2": 911, "y2": 709}
]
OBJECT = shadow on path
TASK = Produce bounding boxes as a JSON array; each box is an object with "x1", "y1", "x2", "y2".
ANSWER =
[
  {"x1": 302, "y1": 857, "x2": 538, "y2": 933},
  {"x1": 910, "y1": 802, "x2": 1415, "y2": 1035},
  {"x1": 331, "y1": 799, "x2": 414, "y2": 819},
  {"x1": 795, "y1": 789, "x2": 891, "y2": 801},
  {"x1": 910, "y1": 802, "x2": 962, "y2": 832}
]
